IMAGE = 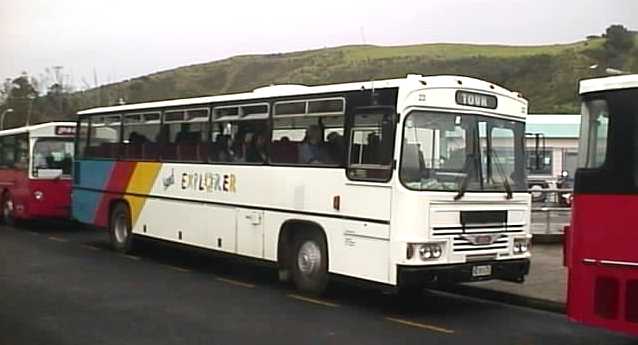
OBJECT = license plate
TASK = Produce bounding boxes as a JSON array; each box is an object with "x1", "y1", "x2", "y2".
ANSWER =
[{"x1": 472, "y1": 265, "x2": 492, "y2": 277}]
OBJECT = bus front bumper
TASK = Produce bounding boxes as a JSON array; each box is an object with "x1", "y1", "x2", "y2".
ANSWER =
[{"x1": 398, "y1": 258, "x2": 530, "y2": 288}]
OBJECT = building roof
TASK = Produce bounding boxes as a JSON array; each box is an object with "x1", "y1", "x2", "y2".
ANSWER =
[{"x1": 526, "y1": 114, "x2": 580, "y2": 138}]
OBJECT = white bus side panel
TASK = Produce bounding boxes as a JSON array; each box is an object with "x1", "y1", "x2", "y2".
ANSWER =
[{"x1": 128, "y1": 163, "x2": 393, "y2": 284}]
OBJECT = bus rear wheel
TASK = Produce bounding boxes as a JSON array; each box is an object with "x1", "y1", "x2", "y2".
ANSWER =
[
  {"x1": 2, "y1": 192, "x2": 16, "y2": 226},
  {"x1": 109, "y1": 203, "x2": 134, "y2": 253},
  {"x1": 290, "y1": 231, "x2": 328, "y2": 295}
]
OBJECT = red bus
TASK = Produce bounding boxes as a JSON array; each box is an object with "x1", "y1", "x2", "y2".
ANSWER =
[
  {"x1": 0, "y1": 122, "x2": 76, "y2": 225},
  {"x1": 565, "y1": 74, "x2": 638, "y2": 336}
]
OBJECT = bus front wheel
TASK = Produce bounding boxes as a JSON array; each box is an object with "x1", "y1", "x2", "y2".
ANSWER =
[
  {"x1": 109, "y1": 203, "x2": 134, "y2": 253},
  {"x1": 291, "y1": 231, "x2": 328, "y2": 295}
]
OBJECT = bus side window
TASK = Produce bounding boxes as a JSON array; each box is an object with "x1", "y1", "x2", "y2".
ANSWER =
[
  {"x1": 14, "y1": 134, "x2": 28, "y2": 170},
  {"x1": 347, "y1": 110, "x2": 395, "y2": 181},
  {"x1": 162, "y1": 109, "x2": 209, "y2": 162},
  {"x1": 77, "y1": 117, "x2": 90, "y2": 158},
  {"x1": 210, "y1": 120, "x2": 269, "y2": 164},
  {"x1": 123, "y1": 113, "x2": 160, "y2": 161},
  {"x1": 1, "y1": 135, "x2": 16, "y2": 169},
  {"x1": 270, "y1": 98, "x2": 345, "y2": 166},
  {"x1": 86, "y1": 115, "x2": 121, "y2": 159},
  {"x1": 210, "y1": 104, "x2": 269, "y2": 164}
]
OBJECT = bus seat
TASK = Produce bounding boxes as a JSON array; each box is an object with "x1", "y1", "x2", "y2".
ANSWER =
[
  {"x1": 143, "y1": 143, "x2": 161, "y2": 160},
  {"x1": 197, "y1": 143, "x2": 209, "y2": 161},
  {"x1": 272, "y1": 141, "x2": 299, "y2": 163},
  {"x1": 178, "y1": 144, "x2": 198, "y2": 161},
  {"x1": 102, "y1": 143, "x2": 120, "y2": 158},
  {"x1": 163, "y1": 144, "x2": 178, "y2": 161},
  {"x1": 123, "y1": 144, "x2": 142, "y2": 159}
]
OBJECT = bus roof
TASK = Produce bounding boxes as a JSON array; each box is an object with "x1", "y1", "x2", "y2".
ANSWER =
[
  {"x1": 77, "y1": 75, "x2": 524, "y2": 116},
  {"x1": 579, "y1": 74, "x2": 638, "y2": 94},
  {"x1": 0, "y1": 122, "x2": 76, "y2": 138}
]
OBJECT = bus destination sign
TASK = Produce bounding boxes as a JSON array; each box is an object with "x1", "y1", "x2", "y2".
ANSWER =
[
  {"x1": 455, "y1": 91, "x2": 498, "y2": 109},
  {"x1": 55, "y1": 126, "x2": 76, "y2": 136}
]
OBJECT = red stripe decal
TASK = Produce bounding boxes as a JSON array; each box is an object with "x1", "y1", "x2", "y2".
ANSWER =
[{"x1": 93, "y1": 162, "x2": 137, "y2": 227}]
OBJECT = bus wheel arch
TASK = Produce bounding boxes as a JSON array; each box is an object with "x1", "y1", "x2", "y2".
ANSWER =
[
  {"x1": 277, "y1": 220, "x2": 329, "y2": 295},
  {"x1": 108, "y1": 199, "x2": 134, "y2": 253}
]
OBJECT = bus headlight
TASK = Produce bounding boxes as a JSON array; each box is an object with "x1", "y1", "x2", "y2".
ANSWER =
[
  {"x1": 514, "y1": 238, "x2": 530, "y2": 254},
  {"x1": 34, "y1": 191, "x2": 44, "y2": 200},
  {"x1": 419, "y1": 245, "x2": 433, "y2": 259},
  {"x1": 417, "y1": 243, "x2": 443, "y2": 260}
]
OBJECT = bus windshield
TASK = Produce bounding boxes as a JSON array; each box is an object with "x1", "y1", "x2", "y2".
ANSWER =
[
  {"x1": 400, "y1": 111, "x2": 526, "y2": 193},
  {"x1": 32, "y1": 138, "x2": 74, "y2": 176}
]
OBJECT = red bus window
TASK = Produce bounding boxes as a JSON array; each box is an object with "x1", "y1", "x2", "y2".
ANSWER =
[
  {"x1": 594, "y1": 276, "x2": 620, "y2": 320},
  {"x1": 626, "y1": 280, "x2": 638, "y2": 323}
]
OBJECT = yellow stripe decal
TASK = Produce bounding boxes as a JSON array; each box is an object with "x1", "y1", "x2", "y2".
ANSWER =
[{"x1": 124, "y1": 162, "x2": 161, "y2": 226}]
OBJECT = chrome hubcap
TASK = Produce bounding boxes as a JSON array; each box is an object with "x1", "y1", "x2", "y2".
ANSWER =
[
  {"x1": 297, "y1": 241, "x2": 321, "y2": 275},
  {"x1": 113, "y1": 213, "x2": 128, "y2": 244}
]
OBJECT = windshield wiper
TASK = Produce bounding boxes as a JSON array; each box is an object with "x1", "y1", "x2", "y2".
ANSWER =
[
  {"x1": 454, "y1": 155, "x2": 474, "y2": 201},
  {"x1": 488, "y1": 149, "x2": 513, "y2": 200}
]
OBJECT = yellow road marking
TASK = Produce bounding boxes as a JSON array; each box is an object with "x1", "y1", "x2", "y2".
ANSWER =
[
  {"x1": 385, "y1": 317, "x2": 455, "y2": 334},
  {"x1": 122, "y1": 255, "x2": 141, "y2": 261},
  {"x1": 287, "y1": 294, "x2": 339, "y2": 308},
  {"x1": 165, "y1": 265, "x2": 192, "y2": 273},
  {"x1": 216, "y1": 277, "x2": 255, "y2": 288},
  {"x1": 48, "y1": 236, "x2": 68, "y2": 243}
]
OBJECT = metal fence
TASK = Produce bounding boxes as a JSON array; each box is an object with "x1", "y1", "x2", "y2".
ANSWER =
[{"x1": 529, "y1": 188, "x2": 572, "y2": 235}]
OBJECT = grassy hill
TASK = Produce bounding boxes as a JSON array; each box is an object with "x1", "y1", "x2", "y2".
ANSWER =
[{"x1": 69, "y1": 37, "x2": 635, "y2": 115}]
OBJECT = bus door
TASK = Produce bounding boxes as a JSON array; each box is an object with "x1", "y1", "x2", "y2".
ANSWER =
[{"x1": 236, "y1": 209, "x2": 265, "y2": 258}]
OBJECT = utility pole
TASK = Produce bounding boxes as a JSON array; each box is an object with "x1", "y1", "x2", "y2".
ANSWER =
[{"x1": 25, "y1": 95, "x2": 35, "y2": 126}]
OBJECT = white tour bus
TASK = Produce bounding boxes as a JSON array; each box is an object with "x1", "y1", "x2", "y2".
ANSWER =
[{"x1": 72, "y1": 74, "x2": 531, "y2": 294}]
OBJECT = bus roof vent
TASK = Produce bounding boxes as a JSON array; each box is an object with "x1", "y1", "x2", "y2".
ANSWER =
[{"x1": 252, "y1": 84, "x2": 309, "y2": 94}]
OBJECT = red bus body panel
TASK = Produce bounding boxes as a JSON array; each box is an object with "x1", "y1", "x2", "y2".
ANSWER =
[
  {"x1": 567, "y1": 194, "x2": 638, "y2": 336},
  {"x1": 0, "y1": 169, "x2": 71, "y2": 220}
]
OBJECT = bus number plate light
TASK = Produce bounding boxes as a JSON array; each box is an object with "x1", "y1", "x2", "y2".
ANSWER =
[{"x1": 472, "y1": 265, "x2": 492, "y2": 277}]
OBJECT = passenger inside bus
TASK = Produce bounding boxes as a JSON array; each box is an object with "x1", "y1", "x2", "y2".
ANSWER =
[
  {"x1": 246, "y1": 132, "x2": 268, "y2": 163},
  {"x1": 128, "y1": 131, "x2": 148, "y2": 144},
  {"x1": 214, "y1": 134, "x2": 233, "y2": 162},
  {"x1": 326, "y1": 131, "x2": 345, "y2": 165},
  {"x1": 299, "y1": 125, "x2": 330, "y2": 164},
  {"x1": 175, "y1": 123, "x2": 200, "y2": 144}
]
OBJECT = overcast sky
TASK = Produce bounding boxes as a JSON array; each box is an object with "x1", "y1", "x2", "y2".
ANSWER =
[{"x1": 1, "y1": 0, "x2": 637, "y2": 89}]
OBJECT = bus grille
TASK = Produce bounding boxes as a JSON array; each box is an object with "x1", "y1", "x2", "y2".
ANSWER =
[
  {"x1": 452, "y1": 234, "x2": 509, "y2": 252},
  {"x1": 432, "y1": 224, "x2": 524, "y2": 237}
]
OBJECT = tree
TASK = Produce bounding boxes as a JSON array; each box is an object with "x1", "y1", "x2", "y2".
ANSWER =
[
  {"x1": 604, "y1": 24, "x2": 635, "y2": 68},
  {"x1": 1, "y1": 73, "x2": 39, "y2": 128},
  {"x1": 605, "y1": 25, "x2": 635, "y2": 52}
]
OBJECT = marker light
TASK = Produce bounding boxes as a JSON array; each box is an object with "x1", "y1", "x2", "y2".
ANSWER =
[{"x1": 34, "y1": 191, "x2": 44, "y2": 200}]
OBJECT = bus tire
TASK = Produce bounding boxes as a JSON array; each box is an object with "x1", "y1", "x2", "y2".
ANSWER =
[
  {"x1": 2, "y1": 192, "x2": 16, "y2": 226},
  {"x1": 290, "y1": 230, "x2": 328, "y2": 295},
  {"x1": 109, "y1": 202, "x2": 134, "y2": 253}
]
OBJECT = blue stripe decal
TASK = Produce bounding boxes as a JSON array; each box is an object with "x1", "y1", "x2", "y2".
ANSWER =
[{"x1": 71, "y1": 160, "x2": 115, "y2": 223}]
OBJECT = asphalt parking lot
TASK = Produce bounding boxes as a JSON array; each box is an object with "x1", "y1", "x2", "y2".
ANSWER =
[{"x1": 0, "y1": 223, "x2": 633, "y2": 345}]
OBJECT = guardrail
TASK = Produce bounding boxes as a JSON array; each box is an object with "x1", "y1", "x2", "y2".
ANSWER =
[{"x1": 529, "y1": 188, "x2": 572, "y2": 235}]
